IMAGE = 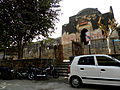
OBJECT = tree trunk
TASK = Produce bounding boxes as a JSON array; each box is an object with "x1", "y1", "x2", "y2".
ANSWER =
[
  {"x1": 3, "y1": 49, "x2": 5, "y2": 60},
  {"x1": 18, "y1": 40, "x2": 24, "y2": 59},
  {"x1": 106, "y1": 37, "x2": 112, "y2": 54},
  {"x1": 106, "y1": 28, "x2": 113, "y2": 54}
]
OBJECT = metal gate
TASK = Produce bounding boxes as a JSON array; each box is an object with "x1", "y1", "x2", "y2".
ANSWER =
[{"x1": 72, "y1": 41, "x2": 83, "y2": 56}]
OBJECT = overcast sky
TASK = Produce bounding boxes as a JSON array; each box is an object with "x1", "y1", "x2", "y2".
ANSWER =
[{"x1": 51, "y1": 0, "x2": 120, "y2": 38}]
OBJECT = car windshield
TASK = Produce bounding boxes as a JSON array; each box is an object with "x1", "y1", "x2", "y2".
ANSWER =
[
  {"x1": 110, "y1": 57, "x2": 120, "y2": 66},
  {"x1": 110, "y1": 56, "x2": 120, "y2": 62},
  {"x1": 108, "y1": 55, "x2": 119, "y2": 60}
]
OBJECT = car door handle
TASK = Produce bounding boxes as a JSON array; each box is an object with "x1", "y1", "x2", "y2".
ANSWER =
[
  {"x1": 101, "y1": 69, "x2": 106, "y2": 71},
  {"x1": 80, "y1": 68, "x2": 84, "y2": 70}
]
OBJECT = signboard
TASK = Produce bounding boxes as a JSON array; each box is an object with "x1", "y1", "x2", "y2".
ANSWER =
[{"x1": 114, "y1": 39, "x2": 120, "y2": 42}]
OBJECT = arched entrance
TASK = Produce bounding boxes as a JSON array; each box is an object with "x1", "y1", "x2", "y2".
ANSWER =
[
  {"x1": 81, "y1": 28, "x2": 89, "y2": 45},
  {"x1": 80, "y1": 28, "x2": 91, "y2": 54}
]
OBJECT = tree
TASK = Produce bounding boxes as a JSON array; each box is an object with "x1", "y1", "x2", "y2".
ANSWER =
[
  {"x1": 98, "y1": 17, "x2": 117, "y2": 54},
  {"x1": 0, "y1": 0, "x2": 61, "y2": 59},
  {"x1": 0, "y1": 32, "x2": 11, "y2": 60}
]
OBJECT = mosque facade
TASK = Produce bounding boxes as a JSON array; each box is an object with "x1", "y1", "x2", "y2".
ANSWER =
[{"x1": 62, "y1": 7, "x2": 120, "y2": 59}]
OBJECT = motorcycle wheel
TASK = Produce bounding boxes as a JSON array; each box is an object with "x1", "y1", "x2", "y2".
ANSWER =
[
  {"x1": 28, "y1": 72, "x2": 35, "y2": 80},
  {"x1": 16, "y1": 74, "x2": 22, "y2": 79}
]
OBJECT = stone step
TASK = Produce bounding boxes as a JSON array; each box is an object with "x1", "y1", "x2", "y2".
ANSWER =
[
  {"x1": 55, "y1": 67, "x2": 68, "y2": 70},
  {"x1": 57, "y1": 62, "x2": 70, "y2": 65},
  {"x1": 55, "y1": 68, "x2": 68, "y2": 71},
  {"x1": 55, "y1": 65, "x2": 69, "y2": 67},
  {"x1": 54, "y1": 62, "x2": 70, "y2": 76}
]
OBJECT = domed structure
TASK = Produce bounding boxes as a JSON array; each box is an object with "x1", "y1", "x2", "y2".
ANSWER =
[
  {"x1": 76, "y1": 8, "x2": 102, "y2": 30},
  {"x1": 61, "y1": 7, "x2": 119, "y2": 60},
  {"x1": 77, "y1": 8, "x2": 101, "y2": 16}
]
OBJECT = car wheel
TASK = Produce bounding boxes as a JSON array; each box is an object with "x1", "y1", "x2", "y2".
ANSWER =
[{"x1": 70, "y1": 77, "x2": 82, "y2": 88}]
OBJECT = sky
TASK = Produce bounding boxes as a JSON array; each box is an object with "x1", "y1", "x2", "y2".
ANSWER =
[{"x1": 51, "y1": 0, "x2": 120, "y2": 38}]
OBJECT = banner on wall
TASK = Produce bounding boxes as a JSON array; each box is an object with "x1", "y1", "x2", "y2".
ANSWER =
[{"x1": 85, "y1": 31, "x2": 91, "y2": 45}]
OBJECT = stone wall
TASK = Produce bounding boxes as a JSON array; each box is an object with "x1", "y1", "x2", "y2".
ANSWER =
[
  {"x1": 23, "y1": 43, "x2": 39, "y2": 59},
  {"x1": 84, "y1": 38, "x2": 120, "y2": 54},
  {"x1": 23, "y1": 38, "x2": 62, "y2": 60},
  {"x1": 62, "y1": 43, "x2": 72, "y2": 60},
  {"x1": 0, "y1": 58, "x2": 55, "y2": 71},
  {"x1": 61, "y1": 38, "x2": 120, "y2": 60},
  {"x1": 41, "y1": 49, "x2": 55, "y2": 59},
  {"x1": 62, "y1": 32, "x2": 80, "y2": 45}
]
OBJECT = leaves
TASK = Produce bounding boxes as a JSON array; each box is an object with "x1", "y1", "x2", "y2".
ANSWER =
[{"x1": 0, "y1": 0, "x2": 61, "y2": 59}]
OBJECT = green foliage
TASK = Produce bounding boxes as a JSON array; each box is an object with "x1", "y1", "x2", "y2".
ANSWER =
[
  {"x1": 0, "y1": 32, "x2": 11, "y2": 50},
  {"x1": 0, "y1": 0, "x2": 61, "y2": 59}
]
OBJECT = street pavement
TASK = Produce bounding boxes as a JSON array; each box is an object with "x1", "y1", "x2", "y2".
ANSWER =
[{"x1": 0, "y1": 77, "x2": 119, "y2": 90}]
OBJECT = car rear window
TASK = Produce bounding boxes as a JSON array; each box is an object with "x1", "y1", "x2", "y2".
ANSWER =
[{"x1": 78, "y1": 56, "x2": 95, "y2": 65}]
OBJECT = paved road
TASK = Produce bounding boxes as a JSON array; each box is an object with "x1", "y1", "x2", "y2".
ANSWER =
[{"x1": 0, "y1": 77, "x2": 119, "y2": 90}]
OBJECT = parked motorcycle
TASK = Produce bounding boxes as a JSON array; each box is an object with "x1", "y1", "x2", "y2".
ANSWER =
[
  {"x1": 16, "y1": 66, "x2": 38, "y2": 80},
  {"x1": 16, "y1": 65, "x2": 59, "y2": 80},
  {"x1": 28, "y1": 65, "x2": 59, "y2": 80},
  {"x1": 27, "y1": 66, "x2": 36, "y2": 80},
  {"x1": 16, "y1": 68, "x2": 29, "y2": 79},
  {"x1": 26, "y1": 65, "x2": 46, "y2": 80},
  {"x1": 33, "y1": 68, "x2": 47, "y2": 80},
  {"x1": 45, "y1": 65, "x2": 59, "y2": 78}
]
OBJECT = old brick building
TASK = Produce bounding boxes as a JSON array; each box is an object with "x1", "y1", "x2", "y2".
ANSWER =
[{"x1": 62, "y1": 7, "x2": 120, "y2": 60}]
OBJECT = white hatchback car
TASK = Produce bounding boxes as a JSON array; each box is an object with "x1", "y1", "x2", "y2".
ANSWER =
[{"x1": 68, "y1": 54, "x2": 120, "y2": 88}]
